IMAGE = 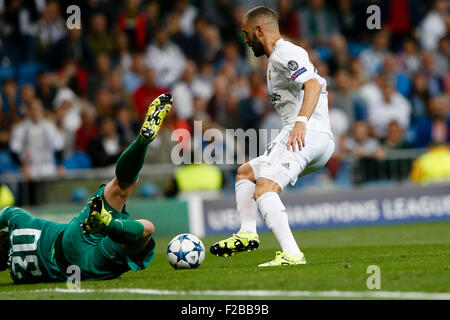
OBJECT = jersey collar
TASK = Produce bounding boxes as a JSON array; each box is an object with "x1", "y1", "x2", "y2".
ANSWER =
[{"x1": 269, "y1": 38, "x2": 283, "y2": 60}]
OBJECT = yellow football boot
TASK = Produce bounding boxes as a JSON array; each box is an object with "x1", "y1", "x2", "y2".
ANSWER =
[
  {"x1": 140, "y1": 93, "x2": 172, "y2": 142},
  {"x1": 258, "y1": 251, "x2": 307, "y2": 267},
  {"x1": 81, "y1": 195, "x2": 112, "y2": 234},
  {"x1": 210, "y1": 232, "x2": 260, "y2": 257}
]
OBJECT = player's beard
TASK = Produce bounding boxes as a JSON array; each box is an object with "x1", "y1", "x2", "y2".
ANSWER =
[{"x1": 249, "y1": 38, "x2": 265, "y2": 57}]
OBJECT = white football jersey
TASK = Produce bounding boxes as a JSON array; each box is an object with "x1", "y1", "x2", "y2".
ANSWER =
[{"x1": 267, "y1": 38, "x2": 331, "y2": 135}]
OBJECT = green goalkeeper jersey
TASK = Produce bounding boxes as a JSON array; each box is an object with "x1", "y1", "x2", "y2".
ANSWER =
[
  {"x1": 0, "y1": 186, "x2": 155, "y2": 284},
  {"x1": 0, "y1": 206, "x2": 68, "y2": 284}
]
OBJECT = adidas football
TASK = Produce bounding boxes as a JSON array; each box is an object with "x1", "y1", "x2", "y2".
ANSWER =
[{"x1": 167, "y1": 233, "x2": 205, "y2": 269}]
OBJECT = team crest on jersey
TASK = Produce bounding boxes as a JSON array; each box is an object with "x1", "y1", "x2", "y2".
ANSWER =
[{"x1": 287, "y1": 60, "x2": 299, "y2": 71}]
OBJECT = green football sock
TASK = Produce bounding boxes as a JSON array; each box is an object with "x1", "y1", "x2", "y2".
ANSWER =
[
  {"x1": 115, "y1": 136, "x2": 149, "y2": 183},
  {"x1": 106, "y1": 219, "x2": 145, "y2": 244}
]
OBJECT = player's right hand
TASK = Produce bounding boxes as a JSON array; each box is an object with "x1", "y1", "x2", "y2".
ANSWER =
[{"x1": 287, "y1": 122, "x2": 306, "y2": 152}]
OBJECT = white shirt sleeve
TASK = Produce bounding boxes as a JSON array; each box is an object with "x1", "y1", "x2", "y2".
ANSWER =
[
  {"x1": 272, "y1": 46, "x2": 319, "y2": 87},
  {"x1": 45, "y1": 121, "x2": 64, "y2": 151},
  {"x1": 9, "y1": 123, "x2": 26, "y2": 154}
]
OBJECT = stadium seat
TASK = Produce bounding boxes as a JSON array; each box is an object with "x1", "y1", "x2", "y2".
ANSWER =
[
  {"x1": 0, "y1": 150, "x2": 19, "y2": 175},
  {"x1": 63, "y1": 151, "x2": 93, "y2": 170},
  {"x1": 17, "y1": 62, "x2": 44, "y2": 86},
  {"x1": 0, "y1": 66, "x2": 15, "y2": 83},
  {"x1": 348, "y1": 42, "x2": 370, "y2": 57},
  {"x1": 315, "y1": 46, "x2": 332, "y2": 61}
]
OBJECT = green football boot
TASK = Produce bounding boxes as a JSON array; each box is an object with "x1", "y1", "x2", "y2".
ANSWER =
[
  {"x1": 258, "y1": 251, "x2": 307, "y2": 267},
  {"x1": 140, "y1": 93, "x2": 173, "y2": 143},
  {"x1": 210, "y1": 232, "x2": 260, "y2": 257},
  {"x1": 81, "y1": 195, "x2": 112, "y2": 234}
]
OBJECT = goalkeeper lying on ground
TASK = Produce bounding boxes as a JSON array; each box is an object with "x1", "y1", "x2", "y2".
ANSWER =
[{"x1": 0, "y1": 93, "x2": 172, "y2": 284}]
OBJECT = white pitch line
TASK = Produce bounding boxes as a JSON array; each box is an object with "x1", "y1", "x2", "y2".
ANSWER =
[{"x1": 20, "y1": 288, "x2": 450, "y2": 300}]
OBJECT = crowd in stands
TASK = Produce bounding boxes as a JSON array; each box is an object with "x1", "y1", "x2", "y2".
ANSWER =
[{"x1": 0, "y1": 0, "x2": 449, "y2": 200}]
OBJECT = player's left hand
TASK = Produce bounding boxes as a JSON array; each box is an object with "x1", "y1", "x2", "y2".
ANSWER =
[{"x1": 287, "y1": 122, "x2": 306, "y2": 152}]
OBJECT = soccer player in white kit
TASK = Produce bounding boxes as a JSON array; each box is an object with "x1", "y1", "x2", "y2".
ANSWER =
[{"x1": 210, "y1": 6, "x2": 335, "y2": 266}]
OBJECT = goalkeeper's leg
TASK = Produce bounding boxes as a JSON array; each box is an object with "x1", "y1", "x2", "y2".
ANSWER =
[{"x1": 103, "y1": 93, "x2": 172, "y2": 213}]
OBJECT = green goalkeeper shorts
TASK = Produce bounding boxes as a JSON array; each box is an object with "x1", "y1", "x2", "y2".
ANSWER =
[{"x1": 57, "y1": 185, "x2": 155, "y2": 281}]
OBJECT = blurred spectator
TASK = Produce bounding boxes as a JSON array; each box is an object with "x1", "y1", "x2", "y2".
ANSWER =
[
  {"x1": 145, "y1": 26, "x2": 186, "y2": 88},
  {"x1": 146, "y1": 109, "x2": 189, "y2": 164},
  {"x1": 54, "y1": 102, "x2": 74, "y2": 158},
  {"x1": 207, "y1": 74, "x2": 229, "y2": 122},
  {"x1": 172, "y1": 60, "x2": 212, "y2": 120},
  {"x1": 133, "y1": 68, "x2": 167, "y2": 118},
  {"x1": 413, "y1": 95, "x2": 450, "y2": 148},
  {"x1": 239, "y1": 71, "x2": 268, "y2": 131},
  {"x1": 434, "y1": 35, "x2": 449, "y2": 79},
  {"x1": 0, "y1": 0, "x2": 42, "y2": 64},
  {"x1": 53, "y1": 58, "x2": 89, "y2": 97},
  {"x1": 0, "y1": 118, "x2": 16, "y2": 175},
  {"x1": 86, "y1": 12, "x2": 116, "y2": 56},
  {"x1": 380, "y1": 53, "x2": 412, "y2": 97},
  {"x1": 277, "y1": 0, "x2": 300, "y2": 39},
  {"x1": 386, "y1": 0, "x2": 416, "y2": 48},
  {"x1": 53, "y1": 87, "x2": 82, "y2": 134},
  {"x1": 114, "y1": 32, "x2": 133, "y2": 72},
  {"x1": 216, "y1": 41, "x2": 251, "y2": 78},
  {"x1": 200, "y1": 0, "x2": 241, "y2": 42},
  {"x1": 382, "y1": 121, "x2": 408, "y2": 150},
  {"x1": 9, "y1": 100, "x2": 65, "y2": 205},
  {"x1": 333, "y1": 69, "x2": 361, "y2": 124},
  {"x1": 299, "y1": 0, "x2": 339, "y2": 46},
  {"x1": 420, "y1": 51, "x2": 443, "y2": 96},
  {"x1": 95, "y1": 87, "x2": 116, "y2": 118},
  {"x1": 381, "y1": 120, "x2": 412, "y2": 181},
  {"x1": 116, "y1": 107, "x2": 139, "y2": 145},
  {"x1": 217, "y1": 93, "x2": 241, "y2": 130},
  {"x1": 36, "y1": 0, "x2": 65, "y2": 54},
  {"x1": 1, "y1": 78, "x2": 20, "y2": 118},
  {"x1": 328, "y1": 89, "x2": 349, "y2": 157},
  {"x1": 174, "y1": 0, "x2": 199, "y2": 37},
  {"x1": 328, "y1": 34, "x2": 350, "y2": 76},
  {"x1": 359, "y1": 30, "x2": 390, "y2": 78},
  {"x1": 75, "y1": 105, "x2": 99, "y2": 153},
  {"x1": 367, "y1": 78, "x2": 411, "y2": 138},
  {"x1": 109, "y1": 70, "x2": 132, "y2": 109},
  {"x1": 408, "y1": 73, "x2": 431, "y2": 123},
  {"x1": 410, "y1": 144, "x2": 450, "y2": 185},
  {"x1": 336, "y1": 0, "x2": 360, "y2": 41},
  {"x1": 345, "y1": 121, "x2": 385, "y2": 159},
  {"x1": 345, "y1": 121, "x2": 385, "y2": 184},
  {"x1": 46, "y1": 28, "x2": 93, "y2": 70},
  {"x1": 87, "y1": 117, "x2": 126, "y2": 168},
  {"x1": 122, "y1": 53, "x2": 146, "y2": 93},
  {"x1": 348, "y1": 58, "x2": 369, "y2": 89},
  {"x1": 35, "y1": 70, "x2": 57, "y2": 111},
  {"x1": 418, "y1": 0, "x2": 448, "y2": 51},
  {"x1": 88, "y1": 53, "x2": 113, "y2": 101},
  {"x1": 143, "y1": 0, "x2": 161, "y2": 44},
  {"x1": 396, "y1": 36, "x2": 421, "y2": 75},
  {"x1": 326, "y1": 90, "x2": 349, "y2": 179},
  {"x1": 115, "y1": 0, "x2": 147, "y2": 52},
  {"x1": 19, "y1": 85, "x2": 37, "y2": 115}
]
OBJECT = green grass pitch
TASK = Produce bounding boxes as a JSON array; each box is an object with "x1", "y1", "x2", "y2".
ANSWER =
[{"x1": 0, "y1": 221, "x2": 449, "y2": 300}]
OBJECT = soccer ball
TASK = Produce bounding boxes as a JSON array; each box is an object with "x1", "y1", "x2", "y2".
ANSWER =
[{"x1": 167, "y1": 233, "x2": 205, "y2": 269}]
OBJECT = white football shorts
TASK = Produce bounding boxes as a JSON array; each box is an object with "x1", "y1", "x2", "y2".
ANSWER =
[{"x1": 248, "y1": 126, "x2": 335, "y2": 189}]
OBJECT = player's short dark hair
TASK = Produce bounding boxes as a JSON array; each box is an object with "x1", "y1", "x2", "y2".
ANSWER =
[
  {"x1": 245, "y1": 6, "x2": 278, "y2": 26},
  {"x1": 0, "y1": 231, "x2": 10, "y2": 271}
]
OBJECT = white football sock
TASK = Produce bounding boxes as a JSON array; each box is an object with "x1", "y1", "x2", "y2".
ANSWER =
[
  {"x1": 235, "y1": 179, "x2": 258, "y2": 234},
  {"x1": 256, "y1": 192, "x2": 301, "y2": 255}
]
